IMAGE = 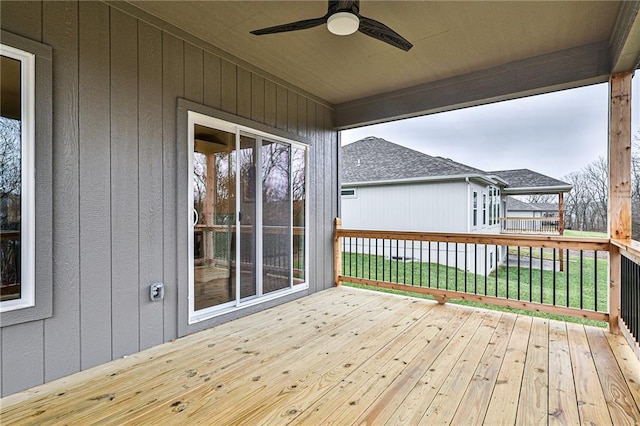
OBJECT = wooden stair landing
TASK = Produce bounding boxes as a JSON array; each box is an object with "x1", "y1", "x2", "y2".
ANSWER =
[{"x1": 1, "y1": 287, "x2": 639, "y2": 425}]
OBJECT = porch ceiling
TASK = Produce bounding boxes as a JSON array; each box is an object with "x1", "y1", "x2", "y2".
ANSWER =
[{"x1": 125, "y1": 1, "x2": 640, "y2": 128}]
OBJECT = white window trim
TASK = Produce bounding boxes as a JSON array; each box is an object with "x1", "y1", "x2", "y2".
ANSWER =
[
  {"x1": 187, "y1": 111, "x2": 309, "y2": 324},
  {"x1": 0, "y1": 44, "x2": 36, "y2": 313}
]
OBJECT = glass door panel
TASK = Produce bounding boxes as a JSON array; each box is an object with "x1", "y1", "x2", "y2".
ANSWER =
[
  {"x1": 292, "y1": 146, "x2": 306, "y2": 284},
  {"x1": 262, "y1": 140, "x2": 291, "y2": 293},
  {"x1": 193, "y1": 124, "x2": 235, "y2": 310},
  {"x1": 238, "y1": 134, "x2": 257, "y2": 299}
]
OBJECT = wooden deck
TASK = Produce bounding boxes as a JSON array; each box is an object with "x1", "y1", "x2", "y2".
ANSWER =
[{"x1": 2, "y1": 287, "x2": 639, "y2": 425}]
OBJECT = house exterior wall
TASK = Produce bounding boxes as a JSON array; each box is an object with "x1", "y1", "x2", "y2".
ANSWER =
[
  {"x1": 507, "y1": 210, "x2": 538, "y2": 218},
  {"x1": 341, "y1": 180, "x2": 502, "y2": 275},
  {"x1": 0, "y1": 1, "x2": 338, "y2": 397},
  {"x1": 341, "y1": 181, "x2": 469, "y2": 233}
]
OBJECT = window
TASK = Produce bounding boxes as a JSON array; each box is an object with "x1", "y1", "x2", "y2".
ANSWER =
[
  {"x1": 482, "y1": 194, "x2": 487, "y2": 225},
  {"x1": 472, "y1": 191, "x2": 478, "y2": 227},
  {"x1": 341, "y1": 189, "x2": 356, "y2": 198},
  {"x1": 188, "y1": 112, "x2": 308, "y2": 323},
  {"x1": 1, "y1": 44, "x2": 35, "y2": 312},
  {"x1": 488, "y1": 188, "x2": 494, "y2": 225}
]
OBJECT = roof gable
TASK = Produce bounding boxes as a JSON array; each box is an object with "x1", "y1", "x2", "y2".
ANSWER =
[
  {"x1": 342, "y1": 138, "x2": 573, "y2": 195},
  {"x1": 489, "y1": 169, "x2": 571, "y2": 192},
  {"x1": 341, "y1": 137, "x2": 486, "y2": 184}
]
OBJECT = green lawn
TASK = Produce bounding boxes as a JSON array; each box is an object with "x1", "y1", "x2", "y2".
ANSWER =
[
  {"x1": 341, "y1": 253, "x2": 608, "y2": 327},
  {"x1": 563, "y1": 229, "x2": 608, "y2": 238}
]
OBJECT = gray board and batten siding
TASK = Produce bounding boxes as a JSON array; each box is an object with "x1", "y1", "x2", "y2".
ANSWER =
[{"x1": 0, "y1": 1, "x2": 338, "y2": 397}]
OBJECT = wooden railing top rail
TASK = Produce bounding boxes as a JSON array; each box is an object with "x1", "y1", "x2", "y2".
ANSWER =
[
  {"x1": 195, "y1": 224, "x2": 305, "y2": 235},
  {"x1": 501, "y1": 217, "x2": 560, "y2": 221},
  {"x1": 335, "y1": 228, "x2": 611, "y2": 251},
  {"x1": 612, "y1": 238, "x2": 640, "y2": 264}
]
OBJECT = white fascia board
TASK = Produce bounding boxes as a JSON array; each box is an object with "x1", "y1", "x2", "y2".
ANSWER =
[
  {"x1": 502, "y1": 185, "x2": 573, "y2": 195},
  {"x1": 342, "y1": 174, "x2": 498, "y2": 188},
  {"x1": 487, "y1": 175, "x2": 509, "y2": 186}
]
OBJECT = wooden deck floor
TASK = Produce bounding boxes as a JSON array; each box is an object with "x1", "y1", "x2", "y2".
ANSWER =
[{"x1": 2, "y1": 287, "x2": 639, "y2": 425}]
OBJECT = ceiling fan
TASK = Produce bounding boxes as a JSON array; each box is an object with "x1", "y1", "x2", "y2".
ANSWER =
[{"x1": 250, "y1": 0, "x2": 413, "y2": 52}]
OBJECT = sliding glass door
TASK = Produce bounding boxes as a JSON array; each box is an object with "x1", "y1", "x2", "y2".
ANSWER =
[{"x1": 189, "y1": 112, "x2": 307, "y2": 323}]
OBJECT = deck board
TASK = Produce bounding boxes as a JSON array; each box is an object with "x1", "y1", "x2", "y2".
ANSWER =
[
  {"x1": 547, "y1": 320, "x2": 580, "y2": 425},
  {"x1": 1, "y1": 286, "x2": 639, "y2": 425},
  {"x1": 516, "y1": 317, "x2": 549, "y2": 425}
]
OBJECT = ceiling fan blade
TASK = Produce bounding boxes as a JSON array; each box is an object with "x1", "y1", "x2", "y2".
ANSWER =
[
  {"x1": 358, "y1": 16, "x2": 413, "y2": 51},
  {"x1": 251, "y1": 16, "x2": 327, "y2": 35}
]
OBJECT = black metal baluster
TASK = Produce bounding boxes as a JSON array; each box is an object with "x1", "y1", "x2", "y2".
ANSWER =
[
  {"x1": 580, "y1": 250, "x2": 584, "y2": 310},
  {"x1": 553, "y1": 249, "x2": 557, "y2": 306},
  {"x1": 495, "y1": 245, "x2": 498, "y2": 297},
  {"x1": 529, "y1": 246, "x2": 532, "y2": 302},
  {"x1": 382, "y1": 238, "x2": 385, "y2": 282},
  {"x1": 517, "y1": 246, "x2": 521, "y2": 301},
  {"x1": 474, "y1": 244, "x2": 478, "y2": 294},
  {"x1": 419, "y1": 241, "x2": 423, "y2": 287},
  {"x1": 464, "y1": 243, "x2": 468, "y2": 293},
  {"x1": 506, "y1": 247, "x2": 509, "y2": 299},
  {"x1": 403, "y1": 240, "x2": 407, "y2": 284},
  {"x1": 594, "y1": 250, "x2": 598, "y2": 311},
  {"x1": 342, "y1": 237, "x2": 347, "y2": 273},
  {"x1": 368, "y1": 238, "x2": 371, "y2": 279},
  {"x1": 355, "y1": 237, "x2": 359, "y2": 278},
  {"x1": 428, "y1": 241, "x2": 432, "y2": 288},
  {"x1": 437, "y1": 242, "x2": 440, "y2": 289},
  {"x1": 566, "y1": 249, "x2": 570, "y2": 307},
  {"x1": 453, "y1": 243, "x2": 458, "y2": 291},
  {"x1": 484, "y1": 245, "x2": 488, "y2": 296},
  {"x1": 396, "y1": 239, "x2": 400, "y2": 283},
  {"x1": 445, "y1": 242, "x2": 449, "y2": 291},
  {"x1": 540, "y1": 248, "x2": 544, "y2": 304},
  {"x1": 411, "y1": 240, "x2": 415, "y2": 286}
]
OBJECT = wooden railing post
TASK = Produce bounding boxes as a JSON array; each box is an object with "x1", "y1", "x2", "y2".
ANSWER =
[
  {"x1": 609, "y1": 245, "x2": 621, "y2": 334},
  {"x1": 607, "y1": 71, "x2": 632, "y2": 334},
  {"x1": 334, "y1": 218, "x2": 342, "y2": 286}
]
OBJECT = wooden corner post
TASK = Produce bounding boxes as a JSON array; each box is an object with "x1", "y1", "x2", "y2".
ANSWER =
[
  {"x1": 334, "y1": 218, "x2": 342, "y2": 286},
  {"x1": 608, "y1": 71, "x2": 632, "y2": 334}
]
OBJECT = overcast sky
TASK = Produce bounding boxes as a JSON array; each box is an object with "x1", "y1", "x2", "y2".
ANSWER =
[{"x1": 341, "y1": 78, "x2": 640, "y2": 180}]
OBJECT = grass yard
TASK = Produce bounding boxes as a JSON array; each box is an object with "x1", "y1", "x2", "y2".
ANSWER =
[
  {"x1": 341, "y1": 253, "x2": 608, "y2": 327},
  {"x1": 563, "y1": 229, "x2": 608, "y2": 238}
]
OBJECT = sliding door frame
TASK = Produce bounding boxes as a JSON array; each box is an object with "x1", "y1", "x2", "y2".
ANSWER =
[{"x1": 187, "y1": 110, "x2": 309, "y2": 325}]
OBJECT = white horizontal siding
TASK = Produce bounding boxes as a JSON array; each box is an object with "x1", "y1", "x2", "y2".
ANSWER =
[{"x1": 341, "y1": 181, "x2": 468, "y2": 233}]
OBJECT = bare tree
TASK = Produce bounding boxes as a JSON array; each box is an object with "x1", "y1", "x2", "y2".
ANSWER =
[{"x1": 563, "y1": 130, "x2": 640, "y2": 238}]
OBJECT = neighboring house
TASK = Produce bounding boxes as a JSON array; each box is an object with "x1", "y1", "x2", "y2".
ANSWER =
[
  {"x1": 340, "y1": 137, "x2": 572, "y2": 273},
  {"x1": 505, "y1": 197, "x2": 558, "y2": 218}
]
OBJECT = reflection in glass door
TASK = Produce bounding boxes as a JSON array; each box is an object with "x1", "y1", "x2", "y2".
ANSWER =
[
  {"x1": 193, "y1": 125, "x2": 236, "y2": 311},
  {"x1": 189, "y1": 112, "x2": 308, "y2": 322},
  {"x1": 238, "y1": 135, "x2": 257, "y2": 299},
  {"x1": 262, "y1": 140, "x2": 291, "y2": 294}
]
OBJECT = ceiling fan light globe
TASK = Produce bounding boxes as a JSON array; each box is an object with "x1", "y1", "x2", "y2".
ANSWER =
[{"x1": 327, "y1": 12, "x2": 360, "y2": 35}]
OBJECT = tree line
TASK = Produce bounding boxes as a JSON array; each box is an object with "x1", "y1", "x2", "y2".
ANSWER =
[{"x1": 528, "y1": 132, "x2": 640, "y2": 239}]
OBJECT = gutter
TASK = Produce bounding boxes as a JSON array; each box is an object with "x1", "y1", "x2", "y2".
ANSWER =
[
  {"x1": 342, "y1": 173, "x2": 501, "y2": 188},
  {"x1": 502, "y1": 185, "x2": 573, "y2": 195}
]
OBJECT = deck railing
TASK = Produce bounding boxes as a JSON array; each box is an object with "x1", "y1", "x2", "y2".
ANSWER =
[
  {"x1": 195, "y1": 225, "x2": 305, "y2": 276},
  {"x1": 613, "y1": 239, "x2": 640, "y2": 355},
  {"x1": 501, "y1": 216, "x2": 560, "y2": 234},
  {"x1": 334, "y1": 219, "x2": 610, "y2": 323}
]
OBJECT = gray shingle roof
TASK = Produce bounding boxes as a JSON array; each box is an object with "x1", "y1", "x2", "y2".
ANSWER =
[
  {"x1": 506, "y1": 197, "x2": 558, "y2": 212},
  {"x1": 488, "y1": 169, "x2": 570, "y2": 190},
  {"x1": 341, "y1": 137, "x2": 572, "y2": 193},
  {"x1": 341, "y1": 137, "x2": 485, "y2": 183},
  {"x1": 506, "y1": 197, "x2": 538, "y2": 211}
]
